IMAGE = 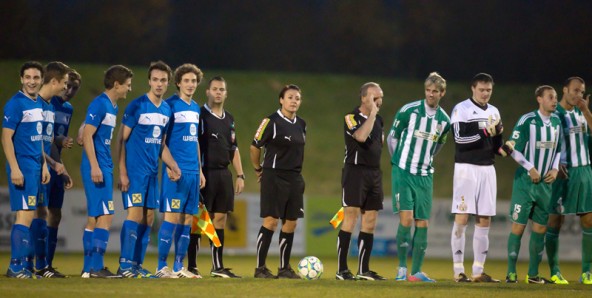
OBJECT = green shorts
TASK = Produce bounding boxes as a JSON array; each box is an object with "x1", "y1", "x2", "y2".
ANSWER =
[
  {"x1": 509, "y1": 170, "x2": 552, "y2": 226},
  {"x1": 563, "y1": 166, "x2": 592, "y2": 215},
  {"x1": 391, "y1": 166, "x2": 433, "y2": 220},
  {"x1": 549, "y1": 178, "x2": 567, "y2": 215}
]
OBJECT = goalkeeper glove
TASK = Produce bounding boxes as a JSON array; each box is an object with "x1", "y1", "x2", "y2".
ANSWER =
[{"x1": 484, "y1": 117, "x2": 503, "y2": 137}]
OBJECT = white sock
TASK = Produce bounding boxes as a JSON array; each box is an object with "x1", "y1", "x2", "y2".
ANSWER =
[
  {"x1": 451, "y1": 222, "x2": 467, "y2": 276},
  {"x1": 472, "y1": 225, "x2": 490, "y2": 277}
]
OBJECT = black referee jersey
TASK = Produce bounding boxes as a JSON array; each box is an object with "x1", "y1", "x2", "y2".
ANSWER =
[
  {"x1": 343, "y1": 107, "x2": 384, "y2": 168},
  {"x1": 450, "y1": 98, "x2": 504, "y2": 165},
  {"x1": 252, "y1": 110, "x2": 306, "y2": 172},
  {"x1": 199, "y1": 104, "x2": 238, "y2": 169}
]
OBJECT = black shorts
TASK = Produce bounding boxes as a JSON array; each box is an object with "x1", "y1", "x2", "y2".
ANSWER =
[
  {"x1": 341, "y1": 164, "x2": 383, "y2": 211},
  {"x1": 201, "y1": 168, "x2": 234, "y2": 213},
  {"x1": 260, "y1": 169, "x2": 305, "y2": 219}
]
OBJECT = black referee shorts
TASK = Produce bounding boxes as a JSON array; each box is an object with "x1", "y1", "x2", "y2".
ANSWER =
[
  {"x1": 201, "y1": 168, "x2": 234, "y2": 213},
  {"x1": 341, "y1": 164, "x2": 383, "y2": 211},
  {"x1": 260, "y1": 169, "x2": 305, "y2": 220}
]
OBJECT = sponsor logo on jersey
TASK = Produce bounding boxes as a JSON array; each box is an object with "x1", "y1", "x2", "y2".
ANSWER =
[
  {"x1": 254, "y1": 118, "x2": 270, "y2": 141},
  {"x1": 535, "y1": 141, "x2": 556, "y2": 149},
  {"x1": 413, "y1": 130, "x2": 439, "y2": 142},
  {"x1": 28, "y1": 196, "x2": 36, "y2": 206},
  {"x1": 37, "y1": 122, "x2": 43, "y2": 134},
  {"x1": 190, "y1": 124, "x2": 197, "y2": 136},
  {"x1": 46, "y1": 123, "x2": 53, "y2": 136},
  {"x1": 145, "y1": 126, "x2": 163, "y2": 144},
  {"x1": 345, "y1": 114, "x2": 357, "y2": 130},
  {"x1": 57, "y1": 125, "x2": 65, "y2": 136},
  {"x1": 569, "y1": 125, "x2": 585, "y2": 134}
]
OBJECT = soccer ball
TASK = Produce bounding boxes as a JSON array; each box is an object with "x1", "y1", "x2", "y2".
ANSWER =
[{"x1": 297, "y1": 256, "x2": 323, "y2": 280}]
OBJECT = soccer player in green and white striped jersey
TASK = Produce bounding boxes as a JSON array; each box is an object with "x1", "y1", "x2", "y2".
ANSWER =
[
  {"x1": 546, "y1": 77, "x2": 592, "y2": 285},
  {"x1": 503, "y1": 85, "x2": 562, "y2": 284},
  {"x1": 387, "y1": 72, "x2": 451, "y2": 282}
]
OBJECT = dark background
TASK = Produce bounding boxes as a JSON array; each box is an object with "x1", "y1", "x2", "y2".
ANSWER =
[{"x1": 1, "y1": 0, "x2": 590, "y2": 83}]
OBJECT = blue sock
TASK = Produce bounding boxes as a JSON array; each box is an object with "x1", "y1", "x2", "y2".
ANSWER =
[
  {"x1": 82, "y1": 229, "x2": 93, "y2": 273},
  {"x1": 119, "y1": 220, "x2": 139, "y2": 270},
  {"x1": 91, "y1": 228, "x2": 109, "y2": 271},
  {"x1": 31, "y1": 218, "x2": 48, "y2": 270},
  {"x1": 173, "y1": 225, "x2": 191, "y2": 272},
  {"x1": 133, "y1": 224, "x2": 150, "y2": 267},
  {"x1": 174, "y1": 224, "x2": 183, "y2": 256},
  {"x1": 9, "y1": 224, "x2": 30, "y2": 272},
  {"x1": 157, "y1": 221, "x2": 175, "y2": 270},
  {"x1": 47, "y1": 226, "x2": 58, "y2": 267}
]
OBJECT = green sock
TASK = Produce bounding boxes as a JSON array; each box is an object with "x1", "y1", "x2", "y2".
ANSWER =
[
  {"x1": 507, "y1": 232, "x2": 522, "y2": 275},
  {"x1": 396, "y1": 224, "x2": 411, "y2": 268},
  {"x1": 411, "y1": 227, "x2": 428, "y2": 275},
  {"x1": 582, "y1": 227, "x2": 592, "y2": 273},
  {"x1": 528, "y1": 231, "x2": 545, "y2": 277},
  {"x1": 545, "y1": 227, "x2": 560, "y2": 275}
]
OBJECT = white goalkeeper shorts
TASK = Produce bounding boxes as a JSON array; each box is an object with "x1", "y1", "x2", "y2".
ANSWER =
[{"x1": 451, "y1": 163, "x2": 497, "y2": 216}]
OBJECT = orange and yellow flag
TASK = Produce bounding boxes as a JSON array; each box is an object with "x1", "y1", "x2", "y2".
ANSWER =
[
  {"x1": 190, "y1": 203, "x2": 221, "y2": 247},
  {"x1": 329, "y1": 207, "x2": 345, "y2": 229}
]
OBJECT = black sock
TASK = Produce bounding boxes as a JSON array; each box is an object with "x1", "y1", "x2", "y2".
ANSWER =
[
  {"x1": 211, "y1": 229, "x2": 225, "y2": 270},
  {"x1": 337, "y1": 230, "x2": 352, "y2": 272},
  {"x1": 256, "y1": 226, "x2": 274, "y2": 268},
  {"x1": 187, "y1": 234, "x2": 200, "y2": 269},
  {"x1": 279, "y1": 231, "x2": 294, "y2": 269},
  {"x1": 358, "y1": 231, "x2": 373, "y2": 274}
]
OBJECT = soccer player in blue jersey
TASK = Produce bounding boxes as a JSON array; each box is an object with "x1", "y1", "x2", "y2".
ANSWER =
[
  {"x1": 2, "y1": 61, "x2": 50, "y2": 278},
  {"x1": 32, "y1": 61, "x2": 70, "y2": 278},
  {"x1": 118, "y1": 61, "x2": 181, "y2": 278},
  {"x1": 155, "y1": 63, "x2": 205, "y2": 278},
  {"x1": 81, "y1": 65, "x2": 134, "y2": 278},
  {"x1": 46, "y1": 70, "x2": 81, "y2": 270}
]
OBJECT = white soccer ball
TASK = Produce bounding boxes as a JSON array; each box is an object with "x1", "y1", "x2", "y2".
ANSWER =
[{"x1": 297, "y1": 256, "x2": 323, "y2": 280}]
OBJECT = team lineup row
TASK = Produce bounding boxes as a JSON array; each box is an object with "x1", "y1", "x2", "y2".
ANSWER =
[{"x1": 2, "y1": 61, "x2": 591, "y2": 284}]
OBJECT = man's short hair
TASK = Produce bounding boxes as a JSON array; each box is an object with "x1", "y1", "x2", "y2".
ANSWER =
[
  {"x1": 208, "y1": 76, "x2": 226, "y2": 89},
  {"x1": 425, "y1": 72, "x2": 446, "y2": 91},
  {"x1": 360, "y1": 82, "x2": 380, "y2": 98},
  {"x1": 43, "y1": 61, "x2": 70, "y2": 84},
  {"x1": 563, "y1": 76, "x2": 585, "y2": 87},
  {"x1": 471, "y1": 73, "x2": 494, "y2": 87},
  {"x1": 173, "y1": 63, "x2": 203, "y2": 90},
  {"x1": 104, "y1": 65, "x2": 133, "y2": 89},
  {"x1": 279, "y1": 84, "x2": 301, "y2": 99},
  {"x1": 20, "y1": 61, "x2": 44, "y2": 78},
  {"x1": 148, "y1": 60, "x2": 172, "y2": 81},
  {"x1": 68, "y1": 69, "x2": 82, "y2": 83},
  {"x1": 535, "y1": 85, "x2": 555, "y2": 98}
]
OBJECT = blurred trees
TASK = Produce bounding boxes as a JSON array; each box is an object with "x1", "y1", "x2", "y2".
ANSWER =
[{"x1": 1, "y1": 0, "x2": 590, "y2": 83}]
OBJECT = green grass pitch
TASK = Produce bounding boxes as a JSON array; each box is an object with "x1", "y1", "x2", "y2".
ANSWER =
[{"x1": 0, "y1": 253, "x2": 589, "y2": 297}]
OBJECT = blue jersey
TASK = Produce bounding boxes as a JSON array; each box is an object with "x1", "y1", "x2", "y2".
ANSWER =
[
  {"x1": 81, "y1": 93, "x2": 118, "y2": 172},
  {"x1": 164, "y1": 95, "x2": 200, "y2": 173},
  {"x1": 2, "y1": 91, "x2": 44, "y2": 171},
  {"x1": 51, "y1": 96, "x2": 74, "y2": 155},
  {"x1": 40, "y1": 96, "x2": 55, "y2": 156},
  {"x1": 123, "y1": 94, "x2": 171, "y2": 176}
]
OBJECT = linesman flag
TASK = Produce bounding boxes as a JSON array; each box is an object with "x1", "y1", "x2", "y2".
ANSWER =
[
  {"x1": 329, "y1": 207, "x2": 345, "y2": 229},
  {"x1": 191, "y1": 203, "x2": 221, "y2": 247}
]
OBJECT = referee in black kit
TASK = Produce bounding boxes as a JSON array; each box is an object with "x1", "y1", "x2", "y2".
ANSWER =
[
  {"x1": 336, "y1": 82, "x2": 386, "y2": 281},
  {"x1": 186, "y1": 76, "x2": 244, "y2": 278},
  {"x1": 250, "y1": 84, "x2": 306, "y2": 279}
]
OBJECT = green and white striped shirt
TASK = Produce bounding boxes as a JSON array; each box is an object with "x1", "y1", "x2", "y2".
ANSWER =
[
  {"x1": 389, "y1": 99, "x2": 451, "y2": 176},
  {"x1": 554, "y1": 104, "x2": 590, "y2": 167},
  {"x1": 509, "y1": 110, "x2": 562, "y2": 175}
]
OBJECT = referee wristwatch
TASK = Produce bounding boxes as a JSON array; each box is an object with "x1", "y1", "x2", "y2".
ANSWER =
[{"x1": 237, "y1": 174, "x2": 245, "y2": 180}]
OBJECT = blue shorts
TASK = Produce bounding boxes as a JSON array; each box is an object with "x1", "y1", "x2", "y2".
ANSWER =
[
  {"x1": 48, "y1": 169, "x2": 65, "y2": 209},
  {"x1": 160, "y1": 172, "x2": 199, "y2": 215},
  {"x1": 7, "y1": 167, "x2": 41, "y2": 211},
  {"x1": 81, "y1": 167, "x2": 115, "y2": 217},
  {"x1": 122, "y1": 173, "x2": 159, "y2": 209}
]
